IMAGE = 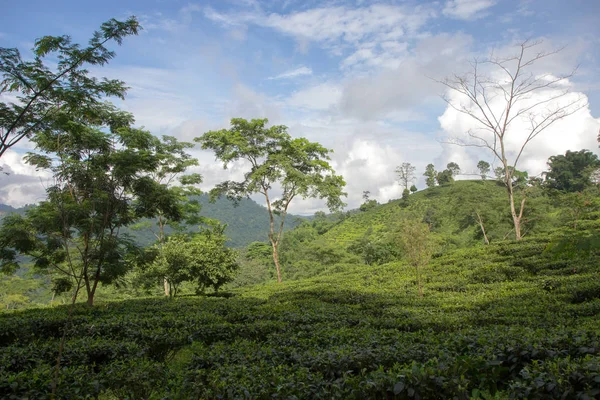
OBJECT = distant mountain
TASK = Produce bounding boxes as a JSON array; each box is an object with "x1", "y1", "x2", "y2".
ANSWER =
[{"x1": 0, "y1": 194, "x2": 306, "y2": 248}]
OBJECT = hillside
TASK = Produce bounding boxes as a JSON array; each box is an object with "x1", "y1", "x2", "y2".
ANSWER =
[
  {"x1": 0, "y1": 194, "x2": 304, "y2": 249},
  {"x1": 322, "y1": 180, "x2": 555, "y2": 247},
  {"x1": 267, "y1": 180, "x2": 567, "y2": 282},
  {"x1": 1, "y1": 229, "x2": 599, "y2": 398}
]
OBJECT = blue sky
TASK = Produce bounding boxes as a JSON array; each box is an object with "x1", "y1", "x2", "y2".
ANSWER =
[{"x1": 1, "y1": 0, "x2": 599, "y2": 212}]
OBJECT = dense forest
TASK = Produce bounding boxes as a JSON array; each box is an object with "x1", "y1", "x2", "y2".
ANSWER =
[{"x1": 1, "y1": 13, "x2": 599, "y2": 400}]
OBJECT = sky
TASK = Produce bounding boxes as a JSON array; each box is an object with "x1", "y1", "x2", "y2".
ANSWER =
[{"x1": 1, "y1": 0, "x2": 599, "y2": 214}]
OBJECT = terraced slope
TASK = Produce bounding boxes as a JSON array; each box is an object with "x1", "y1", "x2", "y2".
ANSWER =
[{"x1": 1, "y1": 232, "x2": 599, "y2": 399}]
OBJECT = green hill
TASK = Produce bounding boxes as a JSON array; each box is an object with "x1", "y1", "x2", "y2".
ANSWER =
[
  {"x1": 1, "y1": 180, "x2": 599, "y2": 398},
  {"x1": 321, "y1": 180, "x2": 555, "y2": 247},
  {"x1": 266, "y1": 180, "x2": 567, "y2": 282},
  {"x1": 0, "y1": 194, "x2": 304, "y2": 249},
  {"x1": 1, "y1": 227, "x2": 599, "y2": 398}
]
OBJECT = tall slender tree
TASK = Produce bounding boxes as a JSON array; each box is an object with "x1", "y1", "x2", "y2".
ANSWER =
[
  {"x1": 196, "y1": 118, "x2": 346, "y2": 282},
  {"x1": 147, "y1": 136, "x2": 203, "y2": 296},
  {"x1": 439, "y1": 40, "x2": 584, "y2": 240},
  {"x1": 395, "y1": 162, "x2": 416, "y2": 190},
  {"x1": 424, "y1": 164, "x2": 437, "y2": 188}
]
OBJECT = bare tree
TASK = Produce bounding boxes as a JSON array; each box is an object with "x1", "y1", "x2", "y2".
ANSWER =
[
  {"x1": 395, "y1": 162, "x2": 416, "y2": 190},
  {"x1": 439, "y1": 40, "x2": 584, "y2": 240}
]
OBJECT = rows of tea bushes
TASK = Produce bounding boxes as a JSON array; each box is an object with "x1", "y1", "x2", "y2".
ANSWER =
[{"x1": 1, "y1": 233, "x2": 599, "y2": 399}]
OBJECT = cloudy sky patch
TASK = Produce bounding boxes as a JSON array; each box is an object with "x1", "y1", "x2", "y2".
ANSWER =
[{"x1": 1, "y1": 0, "x2": 599, "y2": 212}]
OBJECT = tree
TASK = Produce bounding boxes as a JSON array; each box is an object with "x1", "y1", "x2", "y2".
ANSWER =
[
  {"x1": 143, "y1": 226, "x2": 238, "y2": 296},
  {"x1": 395, "y1": 162, "x2": 416, "y2": 190},
  {"x1": 436, "y1": 162, "x2": 460, "y2": 185},
  {"x1": 477, "y1": 160, "x2": 491, "y2": 180},
  {"x1": 545, "y1": 149, "x2": 600, "y2": 192},
  {"x1": 424, "y1": 164, "x2": 437, "y2": 188},
  {"x1": 146, "y1": 136, "x2": 203, "y2": 296},
  {"x1": 196, "y1": 118, "x2": 346, "y2": 283},
  {"x1": 436, "y1": 169, "x2": 454, "y2": 185},
  {"x1": 400, "y1": 188, "x2": 411, "y2": 207},
  {"x1": 399, "y1": 219, "x2": 433, "y2": 298},
  {"x1": 0, "y1": 17, "x2": 140, "y2": 159},
  {"x1": 0, "y1": 108, "x2": 182, "y2": 306},
  {"x1": 360, "y1": 190, "x2": 378, "y2": 212},
  {"x1": 410, "y1": 184, "x2": 418, "y2": 193},
  {"x1": 440, "y1": 40, "x2": 584, "y2": 240},
  {"x1": 446, "y1": 162, "x2": 461, "y2": 177}
]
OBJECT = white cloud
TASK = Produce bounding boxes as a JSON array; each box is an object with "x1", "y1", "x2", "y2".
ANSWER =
[
  {"x1": 286, "y1": 83, "x2": 342, "y2": 111},
  {"x1": 268, "y1": 66, "x2": 312, "y2": 80},
  {"x1": 438, "y1": 88, "x2": 600, "y2": 177},
  {"x1": 442, "y1": 0, "x2": 497, "y2": 20},
  {"x1": 0, "y1": 150, "x2": 50, "y2": 207},
  {"x1": 340, "y1": 32, "x2": 473, "y2": 120},
  {"x1": 204, "y1": 4, "x2": 435, "y2": 56}
]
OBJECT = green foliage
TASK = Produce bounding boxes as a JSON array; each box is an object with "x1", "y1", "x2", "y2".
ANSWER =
[
  {"x1": 360, "y1": 199, "x2": 379, "y2": 212},
  {"x1": 478, "y1": 160, "x2": 491, "y2": 180},
  {"x1": 140, "y1": 225, "x2": 239, "y2": 295},
  {"x1": 545, "y1": 149, "x2": 600, "y2": 192},
  {"x1": 0, "y1": 118, "x2": 182, "y2": 305},
  {"x1": 196, "y1": 117, "x2": 346, "y2": 282},
  {"x1": 0, "y1": 17, "x2": 140, "y2": 159},
  {"x1": 436, "y1": 162, "x2": 460, "y2": 185},
  {"x1": 424, "y1": 163, "x2": 437, "y2": 188},
  {"x1": 1, "y1": 229, "x2": 600, "y2": 398}
]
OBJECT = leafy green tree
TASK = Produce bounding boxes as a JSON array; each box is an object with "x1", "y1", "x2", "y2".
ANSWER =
[
  {"x1": 360, "y1": 190, "x2": 378, "y2": 212},
  {"x1": 410, "y1": 185, "x2": 418, "y2": 194},
  {"x1": 196, "y1": 118, "x2": 346, "y2": 282},
  {"x1": 446, "y1": 162, "x2": 461, "y2": 177},
  {"x1": 0, "y1": 17, "x2": 140, "y2": 159},
  {"x1": 400, "y1": 188, "x2": 411, "y2": 207},
  {"x1": 0, "y1": 109, "x2": 181, "y2": 306},
  {"x1": 477, "y1": 160, "x2": 491, "y2": 180},
  {"x1": 143, "y1": 226, "x2": 238, "y2": 296},
  {"x1": 145, "y1": 135, "x2": 203, "y2": 296},
  {"x1": 436, "y1": 169, "x2": 454, "y2": 185},
  {"x1": 424, "y1": 164, "x2": 437, "y2": 188},
  {"x1": 545, "y1": 149, "x2": 600, "y2": 192},
  {"x1": 495, "y1": 166, "x2": 528, "y2": 186},
  {"x1": 395, "y1": 162, "x2": 416, "y2": 190},
  {"x1": 399, "y1": 219, "x2": 434, "y2": 298}
]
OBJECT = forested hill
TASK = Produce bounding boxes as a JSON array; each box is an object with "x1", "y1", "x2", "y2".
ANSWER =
[{"x1": 0, "y1": 194, "x2": 305, "y2": 249}]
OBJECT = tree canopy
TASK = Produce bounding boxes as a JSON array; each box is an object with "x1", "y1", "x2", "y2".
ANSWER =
[
  {"x1": 196, "y1": 118, "x2": 346, "y2": 282},
  {"x1": 0, "y1": 17, "x2": 140, "y2": 159},
  {"x1": 545, "y1": 149, "x2": 600, "y2": 192}
]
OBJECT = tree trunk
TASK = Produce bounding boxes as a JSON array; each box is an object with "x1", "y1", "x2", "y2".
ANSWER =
[
  {"x1": 505, "y1": 170, "x2": 525, "y2": 241},
  {"x1": 475, "y1": 211, "x2": 490, "y2": 245},
  {"x1": 163, "y1": 277, "x2": 170, "y2": 297},
  {"x1": 272, "y1": 242, "x2": 282, "y2": 283},
  {"x1": 86, "y1": 293, "x2": 94, "y2": 306}
]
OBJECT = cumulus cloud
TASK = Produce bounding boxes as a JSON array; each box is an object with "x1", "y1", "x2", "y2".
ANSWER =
[
  {"x1": 340, "y1": 32, "x2": 474, "y2": 120},
  {"x1": 286, "y1": 83, "x2": 342, "y2": 111},
  {"x1": 438, "y1": 88, "x2": 600, "y2": 177},
  {"x1": 0, "y1": 150, "x2": 50, "y2": 207}
]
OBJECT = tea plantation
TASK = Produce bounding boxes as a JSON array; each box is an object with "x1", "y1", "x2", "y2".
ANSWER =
[{"x1": 1, "y1": 233, "x2": 599, "y2": 399}]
